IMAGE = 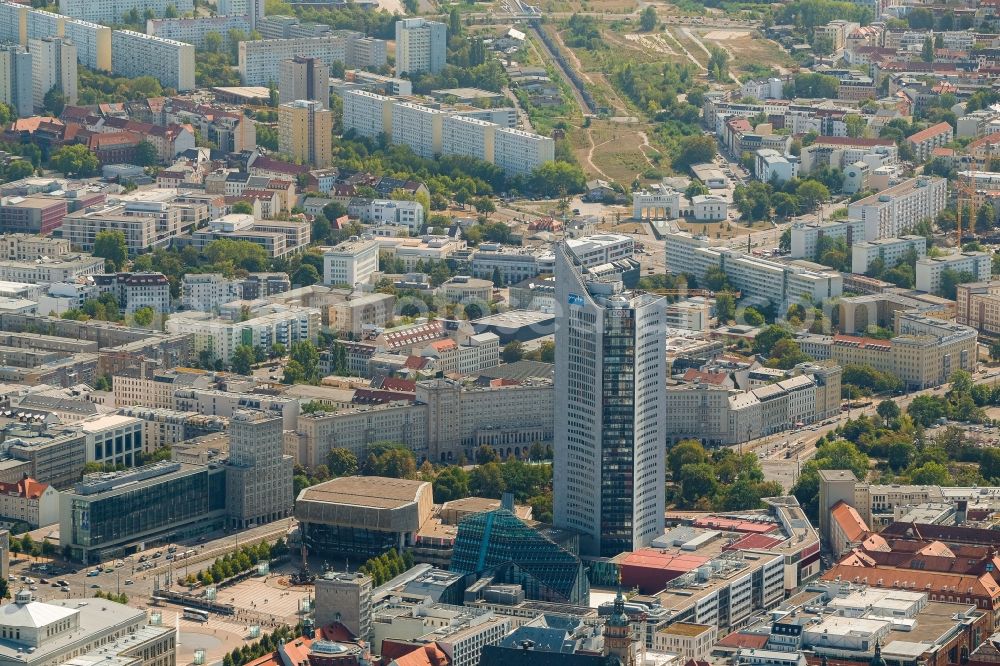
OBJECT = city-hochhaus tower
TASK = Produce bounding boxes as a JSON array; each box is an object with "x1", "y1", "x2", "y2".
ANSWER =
[{"x1": 553, "y1": 244, "x2": 666, "y2": 557}]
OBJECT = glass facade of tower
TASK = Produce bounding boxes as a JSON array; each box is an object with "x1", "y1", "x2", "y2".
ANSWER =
[
  {"x1": 451, "y1": 508, "x2": 589, "y2": 605},
  {"x1": 600, "y1": 307, "x2": 637, "y2": 557}
]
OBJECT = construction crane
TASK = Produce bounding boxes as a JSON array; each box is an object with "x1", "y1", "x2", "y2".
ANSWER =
[{"x1": 955, "y1": 163, "x2": 978, "y2": 247}]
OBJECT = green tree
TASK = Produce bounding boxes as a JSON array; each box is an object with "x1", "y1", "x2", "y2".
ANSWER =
[
  {"x1": 667, "y1": 440, "x2": 709, "y2": 479},
  {"x1": 133, "y1": 140, "x2": 159, "y2": 167},
  {"x1": 909, "y1": 461, "x2": 951, "y2": 485},
  {"x1": 50, "y1": 144, "x2": 99, "y2": 178},
  {"x1": 475, "y1": 445, "x2": 500, "y2": 465},
  {"x1": 132, "y1": 306, "x2": 155, "y2": 327},
  {"x1": 796, "y1": 180, "x2": 830, "y2": 211},
  {"x1": 292, "y1": 264, "x2": 320, "y2": 287},
  {"x1": 716, "y1": 292, "x2": 735, "y2": 323},
  {"x1": 434, "y1": 466, "x2": 470, "y2": 502},
  {"x1": 876, "y1": 399, "x2": 900, "y2": 426},
  {"x1": 679, "y1": 462, "x2": 718, "y2": 506},
  {"x1": 290, "y1": 341, "x2": 320, "y2": 382},
  {"x1": 327, "y1": 448, "x2": 358, "y2": 477},
  {"x1": 282, "y1": 360, "x2": 306, "y2": 384},
  {"x1": 230, "y1": 344, "x2": 257, "y2": 375},
  {"x1": 529, "y1": 161, "x2": 587, "y2": 196},
  {"x1": 753, "y1": 324, "x2": 793, "y2": 356},
  {"x1": 921, "y1": 36, "x2": 934, "y2": 62},
  {"x1": 231, "y1": 201, "x2": 254, "y2": 215},
  {"x1": 743, "y1": 307, "x2": 765, "y2": 327},
  {"x1": 42, "y1": 85, "x2": 66, "y2": 117},
  {"x1": 469, "y1": 462, "x2": 506, "y2": 497},
  {"x1": 93, "y1": 230, "x2": 128, "y2": 270},
  {"x1": 640, "y1": 5, "x2": 657, "y2": 30},
  {"x1": 676, "y1": 135, "x2": 717, "y2": 169},
  {"x1": 501, "y1": 341, "x2": 524, "y2": 363},
  {"x1": 885, "y1": 439, "x2": 915, "y2": 472}
]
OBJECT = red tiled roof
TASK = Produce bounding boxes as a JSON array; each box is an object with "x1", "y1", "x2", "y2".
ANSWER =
[
  {"x1": 621, "y1": 548, "x2": 711, "y2": 573},
  {"x1": 907, "y1": 121, "x2": 954, "y2": 144},
  {"x1": 821, "y1": 563, "x2": 1000, "y2": 597},
  {"x1": 682, "y1": 369, "x2": 729, "y2": 385},
  {"x1": 968, "y1": 132, "x2": 1000, "y2": 151},
  {"x1": 377, "y1": 377, "x2": 416, "y2": 392},
  {"x1": 390, "y1": 644, "x2": 451, "y2": 666},
  {"x1": 0, "y1": 477, "x2": 48, "y2": 500},
  {"x1": 831, "y1": 500, "x2": 869, "y2": 542}
]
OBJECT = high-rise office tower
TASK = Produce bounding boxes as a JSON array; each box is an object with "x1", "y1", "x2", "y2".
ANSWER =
[
  {"x1": 394, "y1": 18, "x2": 446, "y2": 75},
  {"x1": 278, "y1": 56, "x2": 329, "y2": 107},
  {"x1": 225, "y1": 410, "x2": 293, "y2": 529},
  {"x1": 0, "y1": 45, "x2": 33, "y2": 119},
  {"x1": 29, "y1": 36, "x2": 78, "y2": 111},
  {"x1": 553, "y1": 243, "x2": 666, "y2": 557},
  {"x1": 278, "y1": 99, "x2": 332, "y2": 167}
]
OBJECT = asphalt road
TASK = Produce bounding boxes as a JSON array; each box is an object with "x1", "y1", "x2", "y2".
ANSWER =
[{"x1": 8, "y1": 519, "x2": 295, "y2": 606}]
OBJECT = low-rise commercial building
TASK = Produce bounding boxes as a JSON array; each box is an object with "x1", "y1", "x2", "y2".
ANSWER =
[{"x1": 59, "y1": 461, "x2": 227, "y2": 562}]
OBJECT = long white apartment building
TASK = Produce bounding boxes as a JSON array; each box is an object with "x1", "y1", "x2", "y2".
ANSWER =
[
  {"x1": 665, "y1": 231, "x2": 843, "y2": 310},
  {"x1": 238, "y1": 33, "x2": 386, "y2": 86},
  {"x1": 110, "y1": 30, "x2": 195, "y2": 91},
  {"x1": 915, "y1": 251, "x2": 991, "y2": 295},
  {"x1": 850, "y1": 235, "x2": 926, "y2": 274},
  {"x1": 145, "y1": 15, "x2": 252, "y2": 51},
  {"x1": 343, "y1": 90, "x2": 553, "y2": 177},
  {"x1": 166, "y1": 305, "x2": 320, "y2": 363},
  {"x1": 322, "y1": 238, "x2": 379, "y2": 287},
  {"x1": 58, "y1": 0, "x2": 192, "y2": 23},
  {"x1": 392, "y1": 101, "x2": 444, "y2": 159},
  {"x1": 0, "y1": 2, "x2": 111, "y2": 71},
  {"x1": 494, "y1": 127, "x2": 555, "y2": 177},
  {"x1": 442, "y1": 115, "x2": 497, "y2": 161},
  {"x1": 342, "y1": 89, "x2": 392, "y2": 137},
  {"x1": 29, "y1": 37, "x2": 77, "y2": 111},
  {"x1": 0, "y1": 44, "x2": 32, "y2": 119},
  {"x1": 847, "y1": 177, "x2": 947, "y2": 241}
]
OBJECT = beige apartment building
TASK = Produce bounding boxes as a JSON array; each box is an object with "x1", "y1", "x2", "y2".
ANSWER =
[{"x1": 278, "y1": 99, "x2": 332, "y2": 168}]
